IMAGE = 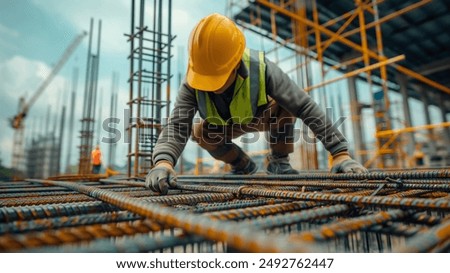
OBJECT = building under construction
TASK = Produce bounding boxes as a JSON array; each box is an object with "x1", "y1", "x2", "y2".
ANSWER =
[{"x1": 1, "y1": 0, "x2": 449, "y2": 253}]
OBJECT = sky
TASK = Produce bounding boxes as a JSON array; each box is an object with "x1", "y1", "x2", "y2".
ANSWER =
[{"x1": 0, "y1": 0, "x2": 446, "y2": 171}]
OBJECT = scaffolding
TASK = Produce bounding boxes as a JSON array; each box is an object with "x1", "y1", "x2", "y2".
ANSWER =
[
  {"x1": 126, "y1": 0, "x2": 175, "y2": 177},
  {"x1": 226, "y1": 0, "x2": 449, "y2": 169}
]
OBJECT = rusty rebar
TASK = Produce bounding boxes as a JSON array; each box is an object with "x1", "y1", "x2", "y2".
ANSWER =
[
  {"x1": 177, "y1": 184, "x2": 450, "y2": 212},
  {"x1": 205, "y1": 201, "x2": 316, "y2": 221},
  {"x1": 177, "y1": 179, "x2": 450, "y2": 192},
  {"x1": 25, "y1": 179, "x2": 319, "y2": 252},
  {"x1": 0, "y1": 194, "x2": 97, "y2": 207},
  {"x1": 394, "y1": 218, "x2": 450, "y2": 252},
  {"x1": 0, "y1": 219, "x2": 162, "y2": 251},
  {"x1": 0, "y1": 211, "x2": 143, "y2": 234},
  {"x1": 190, "y1": 199, "x2": 286, "y2": 213},
  {"x1": 140, "y1": 192, "x2": 236, "y2": 206},
  {"x1": 179, "y1": 170, "x2": 450, "y2": 180},
  {"x1": 0, "y1": 201, "x2": 119, "y2": 222},
  {"x1": 367, "y1": 223, "x2": 422, "y2": 237},
  {"x1": 247, "y1": 204, "x2": 351, "y2": 230},
  {"x1": 25, "y1": 234, "x2": 206, "y2": 253},
  {"x1": 292, "y1": 209, "x2": 410, "y2": 242}
]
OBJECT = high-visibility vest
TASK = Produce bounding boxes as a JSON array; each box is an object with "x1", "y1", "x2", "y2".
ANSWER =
[
  {"x1": 195, "y1": 48, "x2": 268, "y2": 125},
  {"x1": 91, "y1": 149, "x2": 102, "y2": 165}
]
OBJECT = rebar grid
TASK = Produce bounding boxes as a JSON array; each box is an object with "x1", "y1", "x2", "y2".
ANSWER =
[
  {"x1": 0, "y1": 170, "x2": 448, "y2": 253},
  {"x1": 0, "y1": 219, "x2": 162, "y2": 251}
]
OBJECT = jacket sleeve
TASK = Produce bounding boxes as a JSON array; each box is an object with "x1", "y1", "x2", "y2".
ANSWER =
[
  {"x1": 152, "y1": 81, "x2": 198, "y2": 166},
  {"x1": 265, "y1": 59, "x2": 348, "y2": 155}
]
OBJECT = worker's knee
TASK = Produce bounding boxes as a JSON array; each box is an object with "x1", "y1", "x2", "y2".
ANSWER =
[{"x1": 191, "y1": 122, "x2": 204, "y2": 144}]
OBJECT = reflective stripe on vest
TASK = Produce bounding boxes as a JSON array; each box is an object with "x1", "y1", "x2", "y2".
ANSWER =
[{"x1": 195, "y1": 48, "x2": 267, "y2": 125}]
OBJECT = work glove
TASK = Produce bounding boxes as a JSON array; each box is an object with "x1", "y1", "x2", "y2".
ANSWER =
[
  {"x1": 145, "y1": 161, "x2": 177, "y2": 195},
  {"x1": 331, "y1": 152, "x2": 368, "y2": 174}
]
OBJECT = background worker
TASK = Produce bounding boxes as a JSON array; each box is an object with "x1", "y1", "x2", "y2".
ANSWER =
[
  {"x1": 146, "y1": 13, "x2": 367, "y2": 194},
  {"x1": 91, "y1": 145, "x2": 102, "y2": 174}
]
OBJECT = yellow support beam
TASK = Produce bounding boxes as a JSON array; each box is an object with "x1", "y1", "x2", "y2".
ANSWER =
[
  {"x1": 314, "y1": 0, "x2": 432, "y2": 51},
  {"x1": 255, "y1": 0, "x2": 450, "y2": 95},
  {"x1": 364, "y1": 122, "x2": 450, "y2": 168},
  {"x1": 304, "y1": 55, "x2": 405, "y2": 92},
  {"x1": 376, "y1": 122, "x2": 450, "y2": 137}
]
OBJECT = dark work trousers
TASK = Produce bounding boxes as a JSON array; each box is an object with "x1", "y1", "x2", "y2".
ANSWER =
[
  {"x1": 92, "y1": 164, "x2": 102, "y2": 174},
  {"x1": 192, "y1": 99, "x2": 295, "y2": 169}
]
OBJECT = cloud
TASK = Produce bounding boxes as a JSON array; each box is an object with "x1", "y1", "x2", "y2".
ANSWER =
[
  {"x1": 1, "y1": 56, "x2": 51, "y2": 102},
  {"x1": 31, "y1": 0, "x2": 130, "y2": 55},
  {"x1": 30, "y1": 0, "x2": 226, "y2": 62},
  {"x1": 0, "y1": 23, "x2": 19, "y2": 38},
  {"x1": 0, "y1": 23, "x2": 19, "y2": 53},
  {"x1": 1, "y1": 55, "x2": 67, "y2": 112}
]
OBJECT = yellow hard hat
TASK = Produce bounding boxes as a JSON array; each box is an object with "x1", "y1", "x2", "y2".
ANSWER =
[{"x1": 186, "y1": 13, "x2": 246, "y2": 91}]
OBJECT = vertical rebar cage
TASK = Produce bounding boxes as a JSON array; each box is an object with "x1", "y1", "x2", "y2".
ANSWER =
[{"x1": 126, "y1": 0, "x2": 174, "y2": 177}]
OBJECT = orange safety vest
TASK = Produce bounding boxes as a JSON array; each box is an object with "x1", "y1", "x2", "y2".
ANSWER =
[{"x1": 91, "y1": 149, "x2": 102, "y2": 165}]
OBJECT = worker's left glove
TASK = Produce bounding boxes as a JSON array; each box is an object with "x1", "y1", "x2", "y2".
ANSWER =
[
  {"x1": 331, "y1": 152, "x2": 368, "y2": 174},
  {"x1": 145, "y1": 161, "x2": 177, "y2": 195}
]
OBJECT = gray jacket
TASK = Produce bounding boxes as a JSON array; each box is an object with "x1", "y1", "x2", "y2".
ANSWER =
[{"x1": 153, "y1": 58, "x2": 348, "y2": 166}]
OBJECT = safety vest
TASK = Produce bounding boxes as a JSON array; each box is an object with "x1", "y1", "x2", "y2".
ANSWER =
[
  {"x1": 91, "y1": 149, "x2": 102, "y2": 165},
  {"x1": 195, "y1": 48, "x2": 268, "y2": 125}
]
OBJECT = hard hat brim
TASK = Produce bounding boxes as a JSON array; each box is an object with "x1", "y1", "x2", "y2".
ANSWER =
[{"x1": 186, "y1": 66, "x2": 231, "y2": 92}]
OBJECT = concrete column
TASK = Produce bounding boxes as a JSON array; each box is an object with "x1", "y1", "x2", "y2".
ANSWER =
[
  {"x1": 396, "y1": 73, "x2": 415, "y2": 155},
  {"x1": 438, "y1": 93, "x2": 450, "y2": 156},
  {"x1": 419, "y1": 85, "x2": 436, "y2": 155},
  {"x1": 347, "y1": 74, "x2": 364, "y2": 163}
]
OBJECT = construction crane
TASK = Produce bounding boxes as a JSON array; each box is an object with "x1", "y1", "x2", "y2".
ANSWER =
[{"x1": 10, "y1": 31, "x2": 87, "y2": 177}]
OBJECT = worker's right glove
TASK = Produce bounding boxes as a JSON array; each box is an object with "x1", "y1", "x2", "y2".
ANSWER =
[
  {"x1": 331, "y1": 152, "x2": 368, "y2": 174},
  {"x1": 145, "y1": 161, "x2": 177, "y2": 195}
]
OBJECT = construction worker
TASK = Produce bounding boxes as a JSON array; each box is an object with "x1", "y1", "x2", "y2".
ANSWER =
[
  {"x1": 91, "y1": 145, "x2": 102, "y2": 174},
  {"x1": 146, "y1": 13, "x2": 367, "y2": 194}
]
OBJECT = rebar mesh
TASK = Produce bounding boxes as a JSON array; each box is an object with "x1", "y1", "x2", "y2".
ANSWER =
[{"x1": 0, "y1": 170, "x2": 449, "y2": 253}]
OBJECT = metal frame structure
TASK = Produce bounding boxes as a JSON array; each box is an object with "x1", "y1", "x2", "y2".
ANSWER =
[
  {"x1": 226, "y1": 0, "x2": 450, "y2": 169},
  {"x1": 365, "y1": 121, "x2": 450, "y2": 167},
  {"x1": 126, "y1": 0, "x2": 175, "y2": 177}
]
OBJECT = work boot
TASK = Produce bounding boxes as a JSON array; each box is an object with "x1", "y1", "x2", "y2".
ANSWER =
[
  {"x1": 266, "y1": 155, "x2": 299, "y2": 174},
  {"x1": 230, "y1": 159, "x2": 258, "y2": 175}
]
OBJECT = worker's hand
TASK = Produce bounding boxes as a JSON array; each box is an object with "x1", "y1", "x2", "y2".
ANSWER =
[
  {"x1": 145, "y1": 161, "x2": 177, "y2": 195},
  {"x1": 331, "y1": 152, "x2": 368, "y2": 174}
]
